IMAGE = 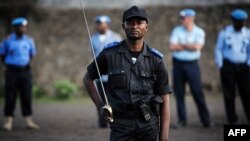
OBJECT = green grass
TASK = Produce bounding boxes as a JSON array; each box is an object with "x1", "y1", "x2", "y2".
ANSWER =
[{"x1": 34, "y1": 95, "x2": 91, "y2": 104}]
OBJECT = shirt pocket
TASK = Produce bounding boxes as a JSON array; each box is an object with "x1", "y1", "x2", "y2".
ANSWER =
[
  {"x1": 139, "y1": 70, "x2": 156, "y2": 93},
  {"x1": 109, "y1": 69, "x2": 127, "y2": 89},
  {"x1": 224, "y1": 36, "x2": 232, "y2": 49},
  {"x1": 241, "y1": 39, "x2": 250, "y2": 53},
  {"x1": 140, "y1": 70, "x2": 156, "y2": 81}
]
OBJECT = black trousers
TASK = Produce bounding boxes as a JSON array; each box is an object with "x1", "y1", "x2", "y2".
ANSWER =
[
  {"x1": 220, "y1": 60, "x2": 250, "y2": 123},
  {"x1": 173, "y1": 59, "x2": 210, "y2": 125},
  {"x1": 4, "y1": 68, "x2": 33, "y2": 117},
  {"x1": 110, "y1": 121, "x2": 159, "y2": 141},
  {"x1": 95, "y1": 80, "x2": 109, "y2": 127}
]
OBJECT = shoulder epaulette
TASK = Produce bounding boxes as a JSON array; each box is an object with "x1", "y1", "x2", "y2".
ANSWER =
[
  {"x1": 150, "y1": 48, "x2": 164, "y2": 58},
  {"x1": 104, "y1": 41, "x2": 121, "y2": 50}
]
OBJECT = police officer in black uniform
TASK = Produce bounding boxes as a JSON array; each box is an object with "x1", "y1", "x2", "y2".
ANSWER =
[{"x1": 84, "y1": 6, "x2": 171, "y2": 141}]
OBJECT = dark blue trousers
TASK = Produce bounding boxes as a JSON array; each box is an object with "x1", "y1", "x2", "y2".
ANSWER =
[
  {"x1": 4, "y1": 67, "x2": 33, "y2": 117},
  {"x1": 220, "y1": 59, "x2": 250, "y2": 124},
  {"x1": 173, "y1": 59, "x2": 210, "y2": 126}
]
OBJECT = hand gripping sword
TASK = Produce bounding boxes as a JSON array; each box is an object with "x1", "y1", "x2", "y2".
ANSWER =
[{"x1": 80, "y1": 0, "x2": 113, "y2": 123}]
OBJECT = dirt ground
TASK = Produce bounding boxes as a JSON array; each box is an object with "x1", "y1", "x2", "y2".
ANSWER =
[{"x1": 0, "y1": 94, "x2": 247, "y2": 141}]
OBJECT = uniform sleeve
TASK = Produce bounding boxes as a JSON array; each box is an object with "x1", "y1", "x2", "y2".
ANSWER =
[
  {"x1": 91, "y1": 36, "x2": 98, "y2": 57},
  {"x1": 196, "y1": 29, "x2": 205, "y2": 45},
  {"x1": 154, "y1": 60, "x2": 172, "y2": 95},
  {"x1": 169, "y1": 28, "x2": 179, "y2": 44},
  {"x1": 215, "y1": 30, "x2": 224, "y2": 68},
  {"x1": 0, "y1": 40, "x2": 7, "y2": 56},
  {"x1": 247, "y1": 42, "x2": 250, "y2": 66},
  {"x1": 29, "y1": 38, "x2": 36, "y2": 56},
  {"x1": 87, "y1": 51, "x2": 108, "y2": 80},
  {"x1": 247, "y1": 31, "x2": 250, "y2": 66}
]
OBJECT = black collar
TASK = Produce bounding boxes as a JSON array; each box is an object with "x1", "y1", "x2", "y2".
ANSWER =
[{"x1": 118, "y1": 40, "x2": 150, "y2": 57}]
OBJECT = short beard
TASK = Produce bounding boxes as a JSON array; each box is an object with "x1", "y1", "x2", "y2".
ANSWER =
[
  {"x1": 127, "y1": 35, "x2": 143, "y2": 41},
  {"x1": 233, "y1": 25, "x2": 243, "y2": 31},
  {"x1": 16, "y1": 32, "x2": 24, "y2": 37}
]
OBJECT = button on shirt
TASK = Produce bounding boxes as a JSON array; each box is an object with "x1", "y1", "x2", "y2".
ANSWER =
[
  {"x1": 215, "y1": 25, "x2": 250, "y2": 68},
  {"x1": 0, "y1": 33, "x2": 36, "y2": 66},
  {"x1": 169, "y1": 25, "x2": 205, "y2": 61}
]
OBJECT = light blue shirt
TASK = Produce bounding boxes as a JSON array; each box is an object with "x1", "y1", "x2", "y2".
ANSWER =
[
  {"x1": 215, "y1": 25, "x2": 250, "y2": 68},
  {"x1": 91, "y1": 30, "x2": 121, "y2": 57},
  {"x1": 169, "y1": 25, "x2": 205, "y2": 61},
  {"x1": 0, "y1": 33, "x2": 36, "y2": 66}
]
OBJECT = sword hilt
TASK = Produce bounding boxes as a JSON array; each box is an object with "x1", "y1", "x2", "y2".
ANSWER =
[{"x1": 102, "y1": 105, "x2": 113, "y2": 123}]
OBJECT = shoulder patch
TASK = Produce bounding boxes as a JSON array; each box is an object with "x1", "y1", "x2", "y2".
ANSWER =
[
  {"x1": 104, "y1": 41, "x2": 121, "y2": 49},
  {"x1": 150, "y1": 48, "x2": 164, "y2": 58}
]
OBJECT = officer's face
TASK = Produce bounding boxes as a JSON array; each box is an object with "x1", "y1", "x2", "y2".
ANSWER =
[
  {"x1": 232, "y1": 19, "x2": 246, "y2": 31},
  {"x1": 180, "y1": 16, "x2": 194, "y2": 27},
  {"x1": 15, "y1": 25, "x2": 27, "y2": 36},
  {"x1": 96, "y1": 22, "x2": 109, "y2": 34},
  {"x1": 123, "y1": 18, "x2": 148, "y2": 40}
]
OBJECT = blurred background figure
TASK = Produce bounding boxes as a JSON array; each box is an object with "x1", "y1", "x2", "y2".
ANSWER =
[
  {"x1": 168, "y1": 9, "x2": 212, "y2": 128},
  {"x1": 215, "y1": 9, "x2": 250, "y2": 124},
  {"x1": 0, "y1": 17, "x2": 39, "y2": 131},
  {"x1": 91, "y1": 15, "x2": 121, "y2": 128},
  {"x1": 92, "y1": 15, "x2": 122, "y2": 57}
]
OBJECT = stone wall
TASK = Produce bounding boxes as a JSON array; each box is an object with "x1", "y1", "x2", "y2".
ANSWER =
[
  {"x1": 38, "y1": 0, "x2": 250, "y2": 9},
  {"x1": 0, "y1": 4, "x2": 249, "y2": 94}
]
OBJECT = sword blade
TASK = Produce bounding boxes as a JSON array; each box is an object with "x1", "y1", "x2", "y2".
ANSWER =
[{"x1": 80, "y1": 0, "x2": 109, "y2": 105}]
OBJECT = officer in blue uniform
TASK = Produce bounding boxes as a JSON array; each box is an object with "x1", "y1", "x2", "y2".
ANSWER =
[
  {"x1": 0, "y1": 17, "x2": 39, "y2": 131},
  {"x1": 84, "y1": 6, "x2": 171, "y2": 141},
  {"x1": 92, "y1": 15, "x2": 122, "y2": 57},
  {"x1": 169, "y1": 9, "x2": 212, "y2": 128},
  {"x1": 215, "y1": 9, "x2": 250, "y2": 124},
  {"x1": 91, "y1": 15, "x2": 122, "y2": 128}
]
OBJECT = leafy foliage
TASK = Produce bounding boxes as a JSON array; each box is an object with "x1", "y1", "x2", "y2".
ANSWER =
[
  {"x1": 32, "y1": 85, "x2": 44, "y2": 98},
  {"x1": 53, "y1": 80, "x2": 78, "y2": 100}
]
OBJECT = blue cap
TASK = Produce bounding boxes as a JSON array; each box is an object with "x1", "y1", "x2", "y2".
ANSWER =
[
  {"x1": 11, "y1": 17, "x2": 28, "y2": 26},
  {"x1": 231, "y1": 9, "x2": 248, "y2": 20},
  {"x1": 180, "y1": 9, "x2": 196, "y2": 17},
  {"x1": 94, "y1": 15, "x2": 111, "y2": 24}
]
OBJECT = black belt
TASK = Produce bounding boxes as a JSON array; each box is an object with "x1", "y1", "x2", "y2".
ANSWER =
[
  {"x1": 223, "y1": 59, "x2": 247, "y2": 66},
  {"x1": 115, "y1": 103, "x2": 140, "y2": 111},
  {"x1": 113, "y1": 111, "x2": 140, "y2": 119},
  {"x1": 173, "y1": 58, "x2": 198, "y2": 64},
  {"x1": 6, "y1": 65, "x2": 30, "y2": 72},
  {"x1": 113, "y1": 102, "x2": 155, "y2": 120}
]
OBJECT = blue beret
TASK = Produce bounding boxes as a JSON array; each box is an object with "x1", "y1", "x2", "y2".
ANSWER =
[
  {"x1": 11, "y1": 17, "x2": 28, "y2": 26},
  {"x1": 95, "y1": 15, "x2": 111, "y2": 24},
  {"x1": 180, "y1": 9, "x2": 196, "y2": 17},
  {"x1": 231, "y1": 9, "x2": 248, "y2": 20}
]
